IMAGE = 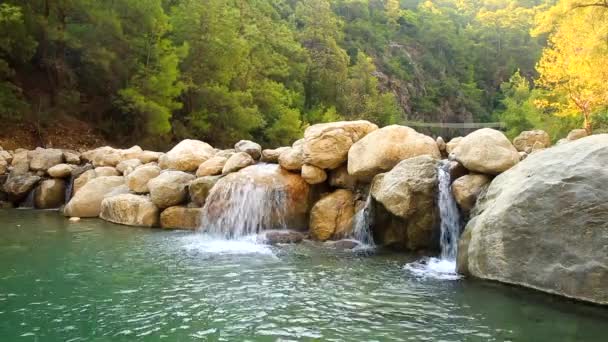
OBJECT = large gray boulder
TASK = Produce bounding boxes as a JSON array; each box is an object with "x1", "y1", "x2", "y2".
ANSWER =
[
  {"x1": 100, "y1": 194, "x2": 159, "y2": 227},
  {"x1": 347, "y1": 125, "x2": 441, "y2": 181},
  {"x1": 303, "y1": 120, "x2": 377, "y2": 170},
  {"x1": 148, "y1": 171, "x2": 195, "y2": 209},
  {"x1": 451, "y1": 128, "x2": 519, "y2": 175},
  {"x1": 457, "y1": 135, "x2": 608, "y2": 305},
  {"x1": 371, "y1": 155, "x2": 439, "y2": 250},
  {"x1": 64, "y1": 176, "x2": 125, "y2": 217}
]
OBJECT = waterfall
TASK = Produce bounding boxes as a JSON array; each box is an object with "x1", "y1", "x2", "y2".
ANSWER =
[
  {"x1": 437, "y1": 160, "x2": 462, "y2": 260},
  {"x1": 351, "y1": 193, "x2": 375, "y2": 247},
  {"x1": 403, "y1": 160, "x2": 462, "y2": 280},
  {"x1": 64, "y1": 175, "x2": 74, "y2": 204},
  {"x1": 19, "y1": 189, "x2": 35, "y2": 209},
  {"x1": 199, "y1": 164, "x2": 290, "y2": 239}
]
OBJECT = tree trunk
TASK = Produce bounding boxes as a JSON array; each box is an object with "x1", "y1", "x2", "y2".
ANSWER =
[{"x1": 583, "y1": 110, "x2": 592, "y2": 135}]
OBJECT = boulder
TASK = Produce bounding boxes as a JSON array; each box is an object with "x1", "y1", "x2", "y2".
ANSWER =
[
  {"x1": 347, "y1": 125, "x2": 441, "y2": 180},
  {"x1": 82, "y1": 145, "x2": 143, "y2": 167},
  {"x1": 29, "y1": 148, "x2": 64, "y2": 171},
  {"x1": 451, "y1": 128, "x2": 519, "y2": 175},
  {"x1": 0, "y1": 149, "x2": 13, "y2": 164},
  {"x1": 94, "y1": 166, "x2": 120, "y2": 177},
  {"x1": 326, "y1": 239, "x2": 360, "y2": 250},
  {"x1": 235, "y1": 140, "x2": 262, "y2": 160},
  {"x1": 278, "y1": 139, "x2": 305, "y2": 171},
  {"x1": 148, "y1": 171, "x2": 195, "y2": 209},
  {"x1": 64, "y1": 176, "x2": 125, "y2": 217},
  {"x1": 457, "y1": 135, "x2": 608, "y2": 305},
  {"x1": 371, "y1": 155, "x2": 439, "y2": 250},
  {"x1": 34, "y1": 179, "x2": 66, "y2": 209},
  {"x1": 100, "y1": 194, "x2": 159, "y2": 227},
  {"x1": 222, "y1": 152, "x2": 255, "y2": 174},
  {"x1": 196, "y1": 156, "x2": 227, "y2": 177},
  {"x1": 215, "y1": 149, "x2": 235, "y2": 159},
  {"x1": 73, "y1": 169, "x2": 97, "y2": 194},
  {"x1": 47, "y1": 164, "x2": 75, "y2": 178},
  {"x1": 160, "y1": 206, "x2": 203, "y2": 230},
  {"x1": 451, "y1": 174, "x2": 491, "y2": 212},
  {"x1": 262, "y1": 230, "x2": 304, "y2": 245},
  {"x1": 301, "y1": 164, "x2": 327, "y2": 185},
  {"x1": 3, "y1": 174, "x2": 41, "y2": 202},
  {"x1": 0, "y1": 156, "x2": 7, "y2": 175},
  {"x1": 303, "y1": 120, "x2": 378, "y2": 169},
  {"x1": 445, "y1": 160, "x2": 468, "y2": 182},
  {"x1": 436, "y1": 136, "x2": 447, "y2": 156},
  {"x1": 328, "y1": 165, "x2": 357, "y2": 190},
  {"x1": 446, "y1": 137, "x2": 463, "y2": 154},
  {"x1": 512, "y1": 130, "x2": 551, "y2": 153},
  {"x1": 204, "y1": 164, "x2": 311, "y2": 229},
  {"x1": 63, "y1": 150, "x2": 81, "y2": 164},
  {"x1": 567, "y1": 128, "x2": 588, "y2": 141},
  {"x1": 309, "y1": 189, "x2": 355, "y2": 241},
  {"x1": 159, "y1": 139, "x2": 214, "y2": 171},
  {"x1": 126, "y1": 165, "x2": 161, "y2": 193},
  {"x1": 136, "y1": 150, "x2": 162, "y2": 164},
  {"x1": 10, "y1": 150, "x2": 30, "y2": 175},
  {"x1": 189, "y1": 176, "x2": 221, "y2": 207},
  {"x1": 116, "y1": 159, "x2": 142, "y2": 175},
  {"x1": 261, "y1": 147, "x2": 290, "y2": 163}
]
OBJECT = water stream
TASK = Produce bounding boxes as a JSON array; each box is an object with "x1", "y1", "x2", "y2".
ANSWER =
[
  {"x1": 351, "y1": 192, "x2": 375, "y2": 247},
  {"x1": 18, "y1": 189, "x2": 35, "y2": 209}
]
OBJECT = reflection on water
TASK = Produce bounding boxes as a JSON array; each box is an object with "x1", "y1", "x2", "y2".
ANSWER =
[{"x1": 0, "y1": 210, "x2": 607, "y2": 341}]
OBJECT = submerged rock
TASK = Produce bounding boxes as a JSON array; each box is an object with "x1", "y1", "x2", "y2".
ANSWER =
[
  {"x1": 451, "y1": 128, "x2": 519, "y2": 175},
  {"x1": 159, "y1": 139, "x2": 214, "y2": 172},
  {"x1": 371, "y1": 155, "x2": 439, "y2": 250},
  {"x1": 35, "y1": 179, "x2": 66, "y2": 209},
  {"x1": 64, "y1": 176, "x2": 125, "y2": 217},
  {"x1": 303, "y1": 120, "x2": 377, "y2": 170},
  {"x1": 148, "y1": 171, "x2": 195, "y2": 209},
  {"x1": 309, "y1": 189, "x2": 355, "y2": 241},
  {"x1": 262, "y1": 230, "x2": 304, "y2": 244},
  {"x1": 160, "y1": 206, "x2": 202, "y2": 230},
  {"x1": 348, "y1": 125, "x2": 440, "y2": 181},
  {"x1": 457, "y1": 135, "x2": 608, "y2": 305},
  {"x1": 100, "y1": 194, "x2": 159, "y2": 227}
]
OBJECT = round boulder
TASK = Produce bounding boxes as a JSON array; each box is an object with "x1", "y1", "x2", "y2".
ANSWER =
[
  {"x1": 64, "y1": 176, "x2": 125, "y2": 217},
  {"x1": 196, "y1": 156, "x2": 227, "y2": 177},
  {"x1": 451, "y1": 128, "x2": 519, "y2": 175},
  {"x1": 100, "y1": 194, "x2": 159, "y2": 227},
  {"x1": 235, "y1": 140, "x2": 262, "y2": 160},
  {"x1": 160, "y1": 206, "x2": 203, "y2": 230},
  {"x1": 309, "y1": 189, "x2": 355, "y2": 241},
  {"x1": 48, "y1": 164, "x2": 76, "y2": 178},
  {"x1": 159, "y1": 139, "x2": 214, "y2": 172},
  {"x1": 34, "y1": 179, "x2": 66, "y2": 209},
  {"x1": 148, "y1": 171, "x2": 195, "y2": 209},
  {"x1": 513, "y1": 130, "x2": 551, "y2": 153},
  {"x1": 301, "y1": 164, "x2": 327, "y2": 185},
  {"x1": 126, "y1": 165, "x2": 161, "y2": 193},
  {"x1": 222, "y1": 152, "x2": 255, "y2": 174},
  {"x1": 451, "y1": 174, "x2": 491, "y2": 212},
  {"x1": 278, "y1": 139, "x2": 305, "y2": 171}
]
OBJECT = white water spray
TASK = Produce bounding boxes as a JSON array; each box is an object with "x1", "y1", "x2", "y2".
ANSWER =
[
  {"x1": 404, "y1": 160, "x2": 462, "y2": 280},
  {"x1": 351, "y1": 193, "x2": 375, "y2": 247}
]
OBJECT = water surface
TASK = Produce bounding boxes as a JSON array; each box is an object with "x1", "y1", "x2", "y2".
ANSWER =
[{"x1": 0, "y1": 210, "x2": 606, "y2": 341}]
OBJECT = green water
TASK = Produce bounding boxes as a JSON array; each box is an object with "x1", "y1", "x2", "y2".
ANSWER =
[{"x1": 0, "y1": 210, "x2": 606, "y2": 341}]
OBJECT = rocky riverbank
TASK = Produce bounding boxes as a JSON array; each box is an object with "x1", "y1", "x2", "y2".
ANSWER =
[{"x1": 1, "y1": 121, "x2": 606, "y2": 304}]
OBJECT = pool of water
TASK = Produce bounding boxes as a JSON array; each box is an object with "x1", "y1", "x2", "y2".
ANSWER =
[{"x1": 1, "y1": 210, "x2": 606, "y2": 341}]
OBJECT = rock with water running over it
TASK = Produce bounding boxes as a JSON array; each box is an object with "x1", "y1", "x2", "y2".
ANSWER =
[
  {"x1": 100, "y1": 194, "x2": 159, "y2": 227},
  {"x1": 457, "y1": 135, "x2": 608, "y2": 305},
  {"x1": 261, "y1": 147, "x2": 290, "y2": 163},
  {"x1": 47, "y1": 164, "x2": 76, "y2": 178},
  {"x1": 262, "y1": 230, "x2": 304, "y2": 245},
  {"x1": 235, "y1": 140, "x2": 262, "y2": 160},
  {"x1": 64, "y1": 176, "x2": 125, "y2": 217},
  {"x1": 303, "y1": 120, "x2": 378, "y2": 170},
  {"x1": 371, "y1": 155, "x2": 439, "y2": 251},
  {"x1": 203, "y1": 164, "x2": 311, "y2": 231},
  {"x1": 29, "y1": 148, "x2": 64, "y2": 171},
  {"x1": 188, "y1": 176, "x2": 221, "y2": 207},
  {"x1": 3, "y1": 174, "x2": 41, "y2": 203},
  {"x1": 126, "y1": 165, "x2": 161, "y2": 194},
  {"x1": 278, "y1": 139, "x2": 305, "y2": 171},
  {"x1": 309, "y1": 189, "x2": 355, "y2": 241},
  {"x1": 348, "y1": 125, "x2": 441, "y2": 181},
  {"x1": 301, "y1": 164, "x2": 327, "y2": 185},
  {"x1": 34, "y1": 179, "x2": 66, "y2": 209},
  {"x1": 148, "y1": 171, "x2": 195, "y2": 209},
  {"x1": 451, "y1": 174, "x2": 491, "y2": 212},
  {"x1": 160, "y1": 206, "x2": 203, "y2": 230},
  {"x1": 451, "y1": 128, "x2": 520, "y2": 175},
  {"x1": 222, "y1": 152, "x2": 255, "y2": 175},
  {"x1": 196, "y1": 156, "x2": 227, "y2": 177},
  {"x1": 159, "y1": 139, "x2": 214, "y2": 172},
  {"x1": 512, "y1": 130, "x2": 551, "y2": 153}
]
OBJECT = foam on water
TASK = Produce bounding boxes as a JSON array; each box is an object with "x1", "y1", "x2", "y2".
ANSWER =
[
  {"x1": 403, "y1": 257, "x2": 461, "y2": 280},
  {"x1": 181, "y1": 234, "x2": 274, "y2": 256}
]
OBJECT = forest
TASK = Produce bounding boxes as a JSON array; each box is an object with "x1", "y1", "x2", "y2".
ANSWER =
[{"x1": 0, "y1": 0, "x2": 606, "y2": 148}]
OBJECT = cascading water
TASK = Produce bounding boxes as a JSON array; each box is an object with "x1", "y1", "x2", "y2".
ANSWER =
[
  {"x1": 404, "y1": 160, "x2": 462, "y2": 280},
  {"x1": 19, "y1": 189, "x2": 35, "y2": 209},
  {"x1": 351, "y1": 193, "x2": 375, "y2": 247},
  {"x1": 64, "y1": 175, "x2": 74, "y2": 204}
]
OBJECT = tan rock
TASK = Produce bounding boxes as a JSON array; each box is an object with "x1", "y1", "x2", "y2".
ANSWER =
[
  {"x1": 347, "y1": 125, "x2": 441, "y2": 181},
  {"x1": 160, "y1": 206, "x2": 203, "y2": 230},
  {"x1": 100, "y1": 194, "x2": 159, "y2": 227},
  {"x1": 116, "y1": 159, "x2": 142, "y2": 175},
  {"x1": 82, "y1": 145, "x2": 143, "y2": 167},
  {"x1": 63, "y1": 150, "x2": 81, "y2": 164},
  {"x1": 303, "y1": 120, "x2": 378, "y2": 169},
  {"x1": 64, "y1": 176, "x2": 125, "y2": 217},
  {"x1": 436, "y1": 136, "x2": 447, "y2": 155},
  {"x1": 136, "y1": 150, "x2": 162, "y2": 164},
  {"x1": 189, "y1": 176, "x2": 221, "y2": 207},
  {"x1": 222, "y1": 152, "x2": 255, "y2": 174},
  {"x1": 446, "y1": 137, "x2": 463, "y2": 154},
  {"x1": 261, "y1": 147, "x2": 290, "y2": 163},
  {"x1": 451, "y1": 128, "x2": 519, "y2": 175},
  {"x1": 0, "y1": 157, "x2": 7, "y2": 175},
  {"x1": 3, "y1": 174, "x2": 41, "y2": 202},
  {"x1": 278, "y1": 139, "x2": 304, "y2": 171},
  {"x1": 159, "y1": 139, "x2": 214, "y2": 171},
  {"x1": 301, "y1": 164, "x2": 327, "y2": 185},
  {"x1": 48, "y1": 164, "x2": 75, "y2": 178},
  {"x1": 567, "y1": 129, "x2": 588, "y2": 141},
  {"x1": 34, "y1": 179, "x2": 66, "y2": 209},
  {"x1": 452, "y1": 174, "x2": 491, "y2": 212},
  {"x1": 94, "y1": 166, "x2": 120, "y2": 177},
  {"x1": 196, "y1": 156, "x2": 227, "y2": 177},
  {"x1": 148, "y1": 171, "x2": 195, "y2": 209},
  {"x1": 126, "y1": 165, "x2": 161, "y2": 193},
  {"x1": 513, "y1": 130, "x2": 551, "y2": 153},
  {"x1": 29, "y1": 148, "x2": 64, "y2": 171},
  {"x1": 73, "y1": 169, "x2": 97, "y2": 194},
  {"x1": 328, "y1": 165, "x2": 357, "y2": 190},
  {"x1": 235, "y1": 140, "x2": 262, "y2": 160},
  {"x1": 309, "y1": 189, "x2": 355, "y2": 241}
]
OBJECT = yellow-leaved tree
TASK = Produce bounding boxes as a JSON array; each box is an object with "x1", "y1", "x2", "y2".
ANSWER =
[{"x1": 533, "y1": 1, "x2": 608, "y2": 133}]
